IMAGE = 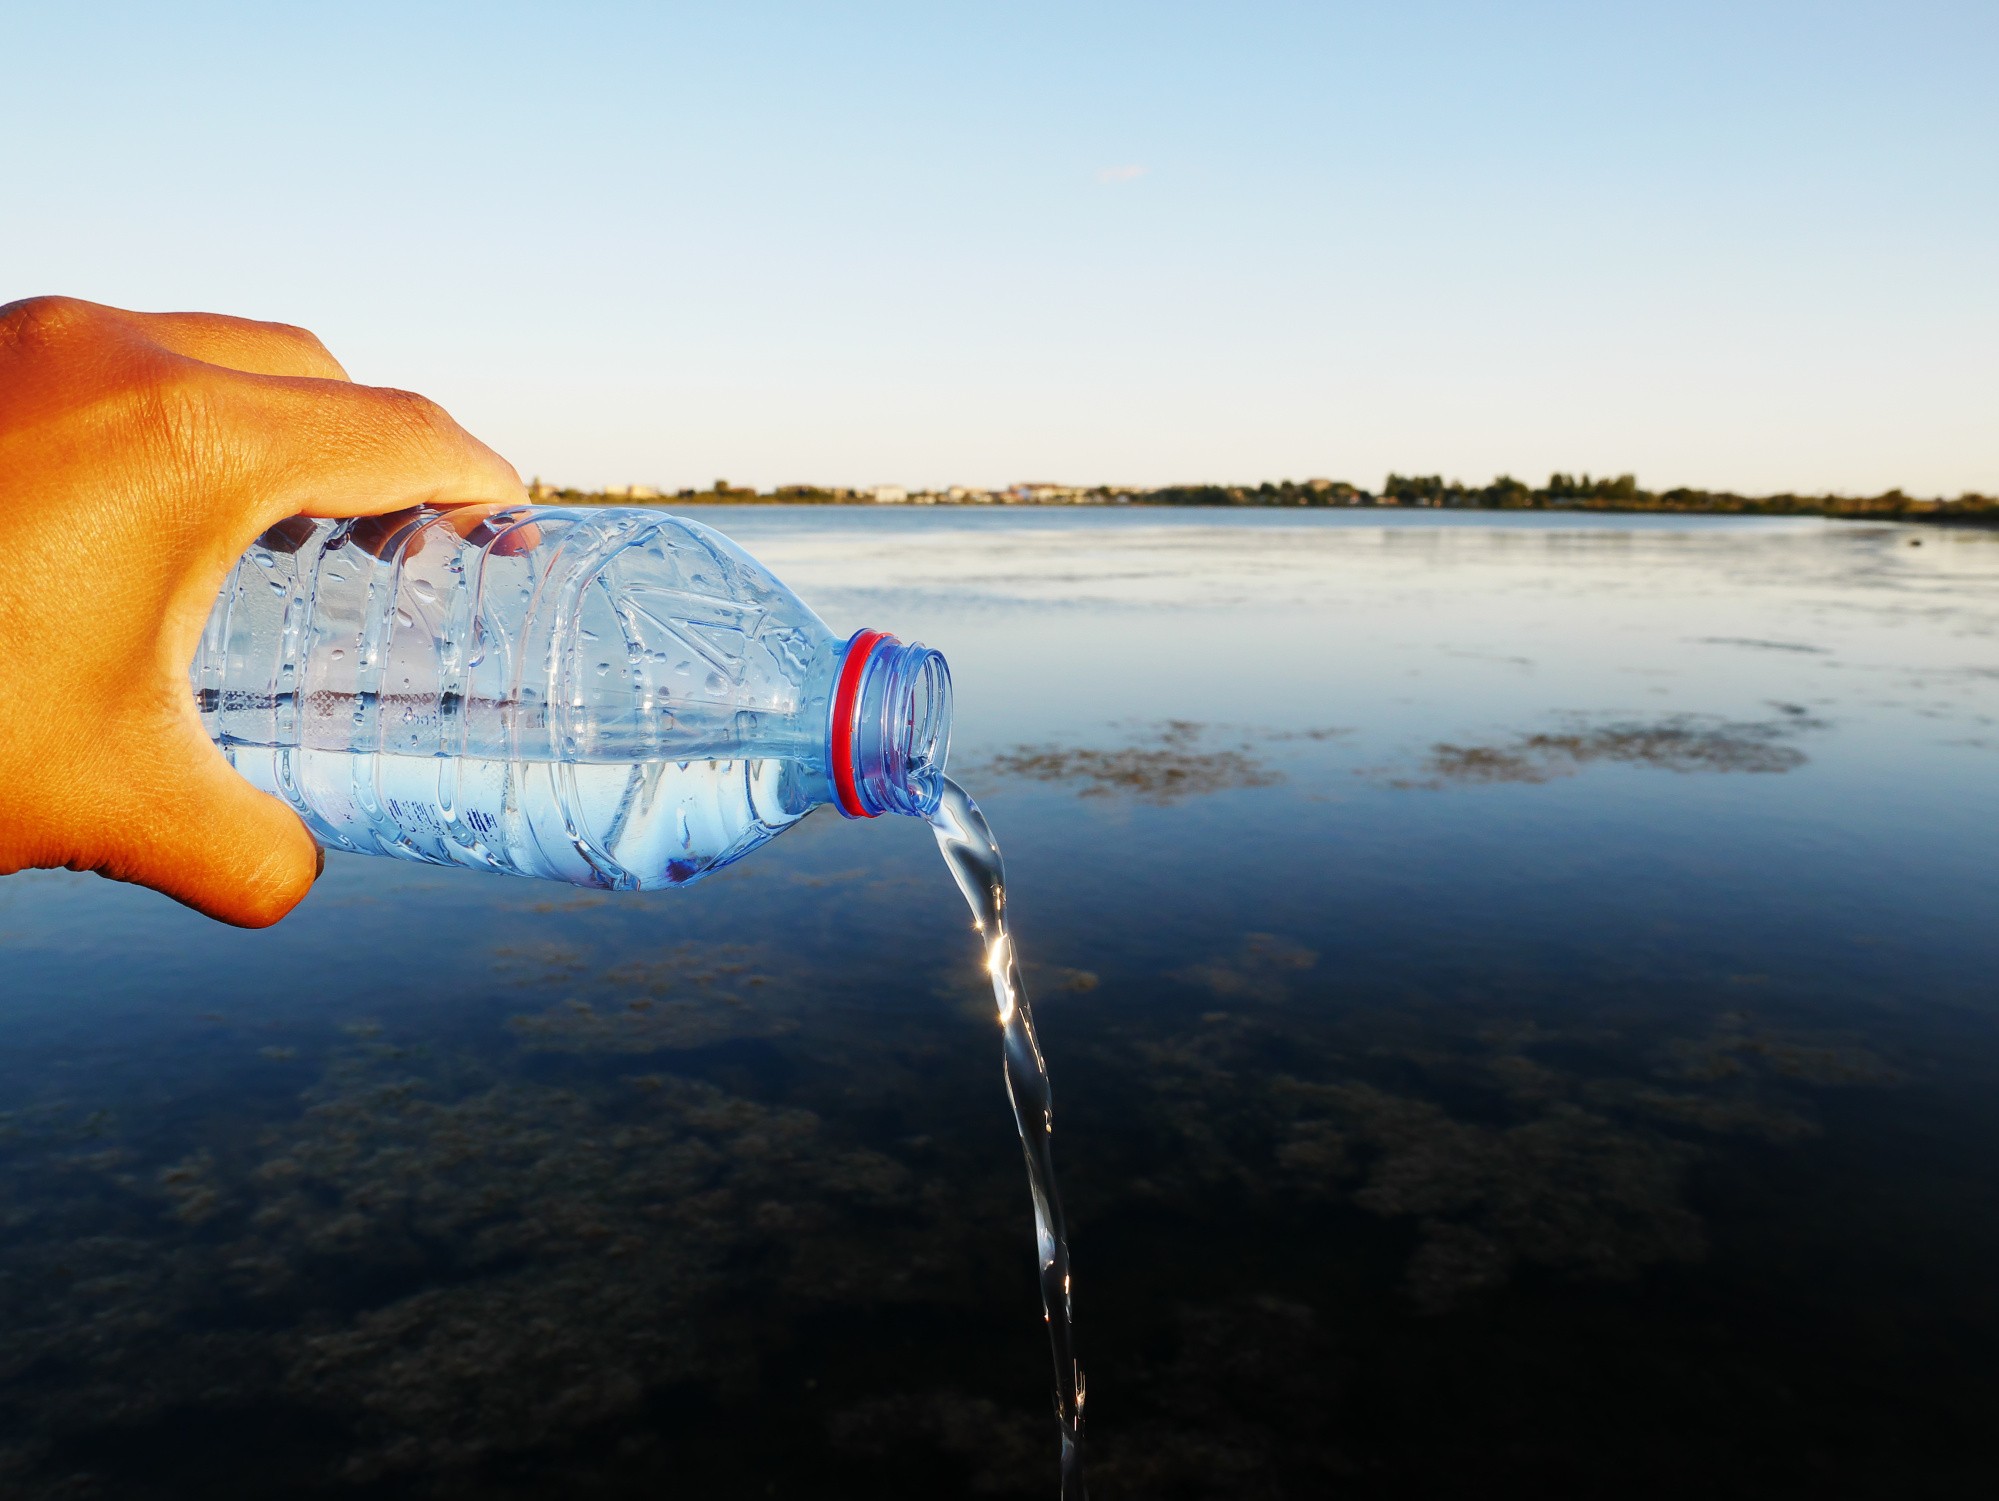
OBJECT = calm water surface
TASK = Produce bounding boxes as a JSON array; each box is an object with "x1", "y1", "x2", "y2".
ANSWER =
[{"x1": 3, "y1": 509, "x2": 1996, "y2": 1497}]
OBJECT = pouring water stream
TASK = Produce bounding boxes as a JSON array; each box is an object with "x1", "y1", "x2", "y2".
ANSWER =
[{"x1": 930, "y1": 776, "x2": 1086, "y2": 1499}]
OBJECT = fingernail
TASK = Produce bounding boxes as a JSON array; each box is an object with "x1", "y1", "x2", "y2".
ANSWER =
[{"x1": 313, "y1": 845, "x2": 326, "y2": 882}]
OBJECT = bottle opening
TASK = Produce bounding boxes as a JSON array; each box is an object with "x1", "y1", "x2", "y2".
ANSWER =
[{"x1": 831, "y1": 631, "x2": 953, "y2": 819}]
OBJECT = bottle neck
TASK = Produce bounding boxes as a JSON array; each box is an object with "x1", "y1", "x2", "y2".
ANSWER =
[{"x1": 829, "y1": 630, "x2": 952, "y2": 819}]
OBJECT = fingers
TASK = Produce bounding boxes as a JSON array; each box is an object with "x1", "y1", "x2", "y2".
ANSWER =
[
  {"x1": 347, "y1": 509, "x2": 435, "y2": 561},
  {"x1": 441, "y1": 502, "x2": 543, "y2": 555},
  {"x1": 155, "y1": 375, "x2": 529, "y2": 717},
  {"x1": 349, "y1": 504, "x2": 539, "y2": 561},
  {"x1": 127, "y1": 307, "x2": 352, "y2": 381},
  {"x1": 231, "y1": 374, "x2": 527, "y2": 527},
  {"x1": 100, "y1": 723, "x2": 323, "y2": 928},
  {"x1": 299, "y1": 505, "x2": 543, "y2": 563}
]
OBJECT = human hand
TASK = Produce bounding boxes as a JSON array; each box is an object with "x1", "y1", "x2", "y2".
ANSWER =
[{"x1": 0, "y1": 296, "x2": 526, "y2": 926}]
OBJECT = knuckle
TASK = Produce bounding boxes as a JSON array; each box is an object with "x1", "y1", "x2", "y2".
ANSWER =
[
  {"x1": 0, "y1": 294, "x2": 101, "y2": 351},
  {"x1": 371, "y1": 386, "x2": 453, "y2": 444},
  {"x1": 267, "y1": 320, "x2": 325, "y2": 351},
  {"x1": 256, "y1": 318, "x2": 345, "y2": 376},
  {"x1": 152, "y1": 312, "x2": 347, "y2": 380}
]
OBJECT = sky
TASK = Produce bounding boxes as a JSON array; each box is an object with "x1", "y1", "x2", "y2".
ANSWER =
[{"x1": 4, "y1": 1, "x2": 1994, "y2": 495}]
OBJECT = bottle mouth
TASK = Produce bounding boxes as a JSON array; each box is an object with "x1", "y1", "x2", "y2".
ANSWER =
[{"x1": 831, "y1": 631, "x2": 953, "y2": 819}]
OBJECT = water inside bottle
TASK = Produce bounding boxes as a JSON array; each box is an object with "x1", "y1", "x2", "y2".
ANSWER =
[
  {"x1": 931, "y1": 777, "x2": 1086, "y2": 1499},
  {"x1": 220, "y1": 743, "x2": 803, "y2": 889}
]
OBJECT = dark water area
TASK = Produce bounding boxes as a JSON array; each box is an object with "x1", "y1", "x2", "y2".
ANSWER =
[{"x1": 3, "y1": 509, "x2": 1996, "y2": 1498}]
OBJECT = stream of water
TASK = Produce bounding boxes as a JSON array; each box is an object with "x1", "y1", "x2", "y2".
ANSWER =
[{"x1": 931, "y1": 776, "x2": 1086, "y2": 1499}]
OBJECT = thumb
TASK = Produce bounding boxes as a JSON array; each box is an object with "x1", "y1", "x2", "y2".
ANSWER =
[
  {"x1": 107, "y1": 718, "x2": 324, "y2": 928},
  {"x1": 107, "y1": 371, "x2": 516, "y2": 924}
]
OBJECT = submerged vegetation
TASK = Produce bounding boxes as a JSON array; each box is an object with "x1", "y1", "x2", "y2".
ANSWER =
[
  {"x1": 976, "y1": 722, "x2": 1284, "y2": 805},
  {"x1": 970, "y1": 715, "x2": 1821, "y2": 804},
  {"x1": 1396, "y1": 714, "x2": 1821, "y2": 789},
  {"x1": 0, "y1": 930, "x2": 1913, "y2": 1496}
]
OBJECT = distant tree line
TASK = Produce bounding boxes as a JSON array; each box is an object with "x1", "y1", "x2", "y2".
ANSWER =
[
  {"x1": 1145, "y1": 473, "x2": 1996, "y2": 518},
  {"x1": 535, "y1": 480, "x2": 860, "y2": 506},
  {"x1": 535, "y1": 474, "x2": 1997, "y2": 519}
]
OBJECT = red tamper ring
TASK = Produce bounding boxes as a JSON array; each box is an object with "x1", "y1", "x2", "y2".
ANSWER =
[{"x1": 830, "y1": 629, "x2": 888, "y2": 817}]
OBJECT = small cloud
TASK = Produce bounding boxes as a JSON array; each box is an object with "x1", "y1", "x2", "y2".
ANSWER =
[{"x1": 1096, "y1": 164, "x2": 1147, "y2": 184}]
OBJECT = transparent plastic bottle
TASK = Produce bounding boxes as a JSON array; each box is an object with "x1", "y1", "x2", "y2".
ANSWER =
[{"x1": 193, "y1": 506, "x2": 951, "y2": 889}]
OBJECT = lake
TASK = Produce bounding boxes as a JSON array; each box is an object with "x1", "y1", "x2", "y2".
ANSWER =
[{"x1": 3, "y1": 507, "x2": 1996, "y2": 1498}]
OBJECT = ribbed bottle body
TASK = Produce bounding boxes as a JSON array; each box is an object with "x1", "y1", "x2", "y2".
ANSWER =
[{"x1": 194, "y1": 507, "x2": 845, "y2": 889}]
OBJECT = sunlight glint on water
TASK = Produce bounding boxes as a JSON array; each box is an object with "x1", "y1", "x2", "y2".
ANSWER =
[{"x1": 931, "y1": 777, "x2": 1086, "y2": 1499}]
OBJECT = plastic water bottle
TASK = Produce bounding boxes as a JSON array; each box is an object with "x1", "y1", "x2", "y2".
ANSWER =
[{"x1": 193, "y1": 506, "x2": 951, "y2": 889}]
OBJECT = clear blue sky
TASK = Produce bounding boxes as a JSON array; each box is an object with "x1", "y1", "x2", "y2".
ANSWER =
[{"x1": 6, "y1": 2, "x2": 1993, "y2": 495}]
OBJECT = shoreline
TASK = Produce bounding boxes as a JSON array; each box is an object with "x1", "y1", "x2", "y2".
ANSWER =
[{"x1": 530, "y1": 494, "x2": 1999, "y2": 526}]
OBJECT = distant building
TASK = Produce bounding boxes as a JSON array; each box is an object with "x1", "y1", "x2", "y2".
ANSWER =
[
  {"x1": 870, "y1": 485, "x2": 909, "y2": 504},
  {"x1": 1299, "y1": 478, "x2": 1370, "y2": 505}
]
